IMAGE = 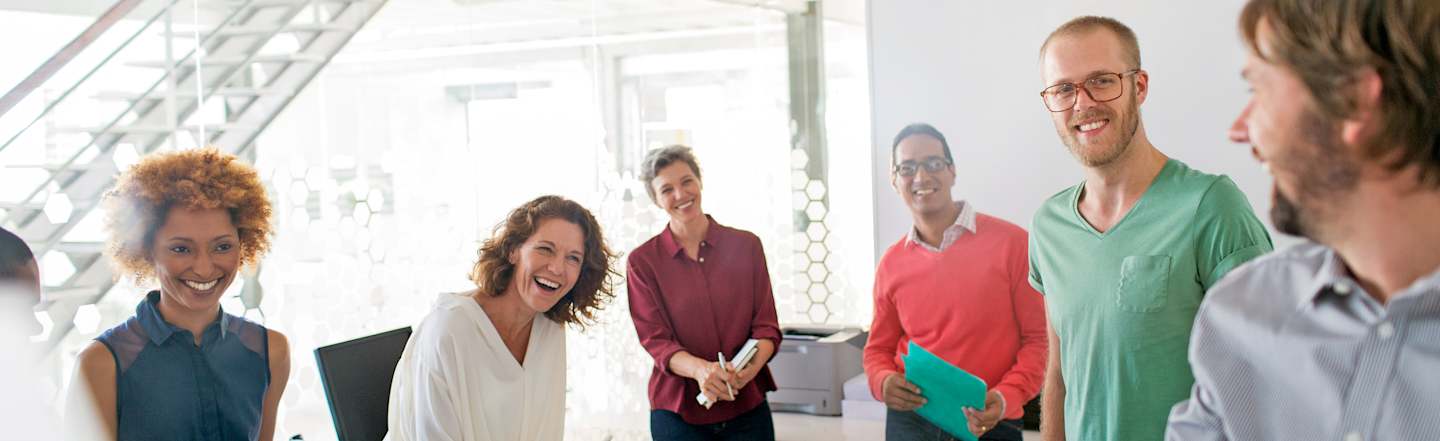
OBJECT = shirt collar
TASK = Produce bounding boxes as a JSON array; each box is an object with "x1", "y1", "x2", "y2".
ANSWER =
[
  {"x1": 659, "y1": 214, "x2": 724, "y2": 258},
  {"x1": 1301, "y1": 246, "x2": 1440, "y2": 309},
  {"x1": 1299, "y1": 248, "x2": 1352, "y2": 309},
  {"x1": 906, "y1": 200, "x2": 976, "y2": 248},
  {"x1": 136, "y1": 290, "x2": 230, "y2": 345}
]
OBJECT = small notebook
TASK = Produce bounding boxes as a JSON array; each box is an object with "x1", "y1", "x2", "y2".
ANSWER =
[
  {"x1": 695, "y1": 338, "x2": 762, "y2": 408},
  {"x1": 902, "y1": 341, "x2": 988, "y2": 441}
]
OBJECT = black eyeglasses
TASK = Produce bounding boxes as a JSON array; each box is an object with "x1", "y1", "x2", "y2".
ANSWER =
[
  {"x1": 1039, "y1": 69, "x2": 1140, "y2": 112},
  {"x1": 893, "y1": 157, "x2": 952, "y2": 177}
]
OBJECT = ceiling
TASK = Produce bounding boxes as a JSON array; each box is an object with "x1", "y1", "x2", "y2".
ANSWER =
[
  {"x1": 0, "y1": 0, "x2": 863, "y2": 66},
  {"x1": 347, "y1": 0, "x2": 787, "y2": 51}
]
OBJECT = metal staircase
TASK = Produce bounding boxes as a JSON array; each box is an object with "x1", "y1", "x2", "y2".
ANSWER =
[{"x1": 0, "y1": 0, "x2": 389, "y2": 353}]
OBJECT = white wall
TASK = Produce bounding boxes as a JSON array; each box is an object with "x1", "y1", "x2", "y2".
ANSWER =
[{"x1": 866, "y1": 0, "x2": 1295, "y2": 262}]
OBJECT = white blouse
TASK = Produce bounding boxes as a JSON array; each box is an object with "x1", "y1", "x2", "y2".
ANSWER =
[{"x1": 388, "y1": 292, "x2": 566, "y2": 441}]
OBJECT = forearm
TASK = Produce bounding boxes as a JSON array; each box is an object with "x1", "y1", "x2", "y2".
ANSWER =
[
  {"x1": 735, "y1": 339, "x2": 775, "y2": 384},
  {"x1": 863, "y1": 291, "x2": 903, "y2": 401},
  {"x1": 1041, "y1": 328, "x2": 1066, "y2": 441},
  {"x1": 667, "y1": 350, "x2": 708, "y2": 380},
  {"x1": 750, "y1": 339, "x2": 775, "y2": 367},
  {"x1": 1041, "y1": 372, "x2": 1065, "y2": 440}
]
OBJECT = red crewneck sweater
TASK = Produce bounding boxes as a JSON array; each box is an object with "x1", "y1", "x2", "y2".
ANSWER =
[{"x1": 863, "y1": 212, "x2": 1048, "y2": 420}]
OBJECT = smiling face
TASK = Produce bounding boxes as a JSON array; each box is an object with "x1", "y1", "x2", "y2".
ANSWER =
[
  {"x1": 1231, "y1": 20, "x2": 1359, "y2": 240},
  {"x1": 892, "y1": 134, "x2": 956, "y2": 217},
  {"x1": 508, "y1": 218, "x2": 586, "y2": 315},
  {"x1": 1041, "y1": 29, "x2": 1147, "y2": 168},
  {"x1": 149, "y1": 207, "x2": 241, "y2": 315},
  {"x1": 650, "y1": 162, "x2": 704, "y2": 224}
]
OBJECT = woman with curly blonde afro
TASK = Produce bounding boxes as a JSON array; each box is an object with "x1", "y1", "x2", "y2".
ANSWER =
[{"x1": 71, "y1": 148, "x2": 290, "y2": 441}]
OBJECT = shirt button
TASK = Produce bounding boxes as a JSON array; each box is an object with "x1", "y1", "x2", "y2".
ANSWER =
[
  {"x1": 1333, "y1": 283, "x2": 1353, "y2": 295},
  {"x1": 1344, "y1": 432, "x2": 1363, "y2": 441},
  {"x1": 1378, "y1": 322, "x2": 1395, "y2": 339},
  {"x1": 699, "y1": 257, "x2": 705, "y2": 263}
]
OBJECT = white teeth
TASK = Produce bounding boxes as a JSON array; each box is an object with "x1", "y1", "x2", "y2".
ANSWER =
[
  {"x1": 675, "y1": 200, "x2": 694, "y2": 210},
  {"x1": 184, "y1": 279, "x2": 218, "y2": 291},
  {"x1": 1078, "y1": 120, "x2": 1107, "y2": 132},
  {"x1": 913, "y1": 189, "x2": 935, "y2": 196},
  {"x1": 535, "y1": 277, "x2": 560, "y2": 290}
]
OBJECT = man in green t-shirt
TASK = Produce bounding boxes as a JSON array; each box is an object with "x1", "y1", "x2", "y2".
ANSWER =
[{"x1": 1029, "y1": 16, "x2": 1273, "y2": 441}]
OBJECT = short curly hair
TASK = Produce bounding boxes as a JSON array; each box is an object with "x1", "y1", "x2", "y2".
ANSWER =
[
  {"x1": 102, "y1": 148, "x2": 273, "y2": 282},
  {"x1": 469, "y1": 195, "x2": 618, "y2": 329}
]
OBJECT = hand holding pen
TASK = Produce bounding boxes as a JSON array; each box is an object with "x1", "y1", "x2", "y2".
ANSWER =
[
  {"x1": 718, "y1": 352, "x2": 736, "y2": 399},
  {"x1": 695, "y1": 353, "x2": 738, "y2": 408}
]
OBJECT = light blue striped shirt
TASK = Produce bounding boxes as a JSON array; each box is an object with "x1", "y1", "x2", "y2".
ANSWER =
[{"x1": 1166, "y1": 242, "x2": 1440, "y2": 441}]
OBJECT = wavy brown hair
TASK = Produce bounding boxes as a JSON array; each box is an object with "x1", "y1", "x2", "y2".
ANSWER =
[
  {"x1": 102, "y1": 148, "x2": 273, "y2": 282},
  {"x1": 469, "y1": 195, "x2": 618, "y2": 329}
]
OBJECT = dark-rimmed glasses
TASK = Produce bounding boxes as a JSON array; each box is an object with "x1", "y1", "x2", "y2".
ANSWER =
[{"x1": 893, "y1": 157, "x2": 952, "y2": 177}]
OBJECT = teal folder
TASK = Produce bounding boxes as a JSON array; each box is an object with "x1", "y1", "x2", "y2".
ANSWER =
[{"x1": 901, "y1": 341, "x2": 988, "y2": 441}]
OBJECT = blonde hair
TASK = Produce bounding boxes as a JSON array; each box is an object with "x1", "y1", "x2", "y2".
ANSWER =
[{"x1": 1040, "y1": 16, "x2": 1143, "y2": 69}]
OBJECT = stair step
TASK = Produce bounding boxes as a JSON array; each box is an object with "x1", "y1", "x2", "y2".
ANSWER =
[
  {"x1": 0, "y1": 196, "x2": 98, "y2": 207},
  {"x1": 127, "y1": 53, "x2": 327, "y2": 69},
  {"x1": 0, "y1": 201, "x2": 44, "y2": 210},
  {"x1": 10, "y1": 161, "x2": 106, "y2": 169},
  {"x1": 205, "y1": 0, "x2": 376, "y2": 11},
  {"x1": 163, "y1": 23, "x2": 355, "y2": 38},
  {"x1": 52, "y1": 242, "x2": 106, "y2": 254},
  {"x1": 94, "y1": 87, "x2": 292, "y2": 101},
  {"x1": 50, "y1": 123, "x2": 257, "y2": 134},
  {"x1": 35, "y1": 285, "x2": 111, "y2": 311},
  {"x1": 39, "y1": 286, "x2": 107, "y2": 300}
]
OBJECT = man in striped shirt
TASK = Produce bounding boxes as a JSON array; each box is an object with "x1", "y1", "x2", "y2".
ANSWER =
[{"x1": 1166, "y1": 1, "x2": 1440, "y2": 440}]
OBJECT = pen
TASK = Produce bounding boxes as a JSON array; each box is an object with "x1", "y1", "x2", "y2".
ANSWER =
[{"x1": 718, "y1": 352, "x2": 734, "y2": 398}]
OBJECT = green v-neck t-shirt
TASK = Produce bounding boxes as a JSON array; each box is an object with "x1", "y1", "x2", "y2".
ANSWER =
[{"x1": 1028, "y1": 159, "x2": 1272, "y2": 441}]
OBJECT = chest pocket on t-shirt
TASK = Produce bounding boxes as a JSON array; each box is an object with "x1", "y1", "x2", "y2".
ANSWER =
[{"x1": 1116, "y1": 255, "x2": 1171, "y2": 313}]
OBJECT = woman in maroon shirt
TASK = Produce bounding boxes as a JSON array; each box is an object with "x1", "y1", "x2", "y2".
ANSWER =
[{"x1": 627, "y1": 145, "x2": 783, "y2": 440}]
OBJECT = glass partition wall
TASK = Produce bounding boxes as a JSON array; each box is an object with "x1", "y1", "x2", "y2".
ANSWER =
[{"x1": 2, "y1": 1, "x2": 871, "y2": 439}]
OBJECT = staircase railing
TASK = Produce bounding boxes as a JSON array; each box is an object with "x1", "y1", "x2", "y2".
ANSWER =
[{"x1": 0, "y1": 0, "x2": 391, "y2": 357}]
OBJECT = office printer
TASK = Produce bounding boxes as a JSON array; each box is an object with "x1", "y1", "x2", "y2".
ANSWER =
[{"x1": 766, "y1": 325, "x2": 867, "y2": 416}]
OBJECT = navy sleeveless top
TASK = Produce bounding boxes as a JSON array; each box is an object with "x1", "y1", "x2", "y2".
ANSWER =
[{"x1": 95, "y1": 291, "x2": 270, "y2": 441}]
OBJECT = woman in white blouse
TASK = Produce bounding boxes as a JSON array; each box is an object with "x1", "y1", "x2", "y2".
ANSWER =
[{"x1": 389, "y1": 195, "x2": 618, "y2": 441}]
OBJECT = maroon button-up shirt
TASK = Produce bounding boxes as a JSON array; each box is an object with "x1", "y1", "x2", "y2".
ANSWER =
[{"x1": 626, "y1": 216, "x2": 783, "y2": 425}]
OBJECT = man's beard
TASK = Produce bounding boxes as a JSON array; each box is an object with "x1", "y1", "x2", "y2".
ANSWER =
[
  {"x1": 1270, "y1": 188, "x2": 1307, "y2": 237},
  {"x1": 1060, "y1": 93, "x2": 1140, "y2": 168},
  {"x1": 1268, "y1": 108, "x2": 1359, "y2": 239}
]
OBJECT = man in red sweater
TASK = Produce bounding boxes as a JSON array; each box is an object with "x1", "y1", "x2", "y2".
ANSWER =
[{"x1": 864, "y1": 123, "x2": 1049, "y2": 441}]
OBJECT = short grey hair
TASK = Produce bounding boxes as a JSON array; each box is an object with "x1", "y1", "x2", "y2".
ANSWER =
[{"x1": 639, "y1": 145, "x2": 702, "y2": 203}]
